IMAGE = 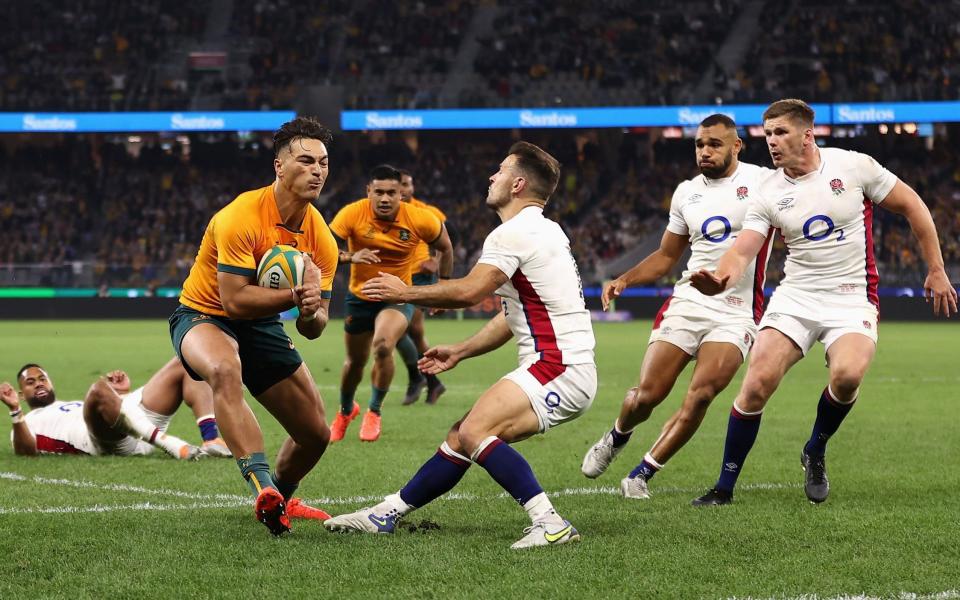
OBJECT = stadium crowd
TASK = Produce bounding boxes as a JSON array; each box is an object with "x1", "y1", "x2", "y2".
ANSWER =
[
  {"x1": 2, "y1": 1, "x2": 958, "y2": 111},
  {"x1": 2, "y1": 127, "x2": 956, "y2": 290}
]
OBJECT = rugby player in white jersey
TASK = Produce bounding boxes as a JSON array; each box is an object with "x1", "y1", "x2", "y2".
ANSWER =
[
  {"x1": 325, "y1": 141, "x2": 596, "y2": 549},
  {"x1": 1, "y1": 358, "x2": 231, "y2": 459},
  {"x1": 581, "y1": 114, "x2": 774, "y2": 500},
  {"x1": 688, "y1": 99, "x2": 957, "y2": 506}
]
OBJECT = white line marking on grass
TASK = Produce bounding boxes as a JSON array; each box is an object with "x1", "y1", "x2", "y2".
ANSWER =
[
  {"x1": 0, "y1": 471, "x2": 248, "y2": 502},
  {"x1": 0, "y1": 471, "x2": 800, "y2": 515},
  {"x1": 727, "y1": 590, "x2": 960, "y2": 600}
]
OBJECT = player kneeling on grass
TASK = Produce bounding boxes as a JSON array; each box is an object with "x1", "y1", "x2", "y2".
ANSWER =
[
  {"x1": 170, "y1": 117, "x2": 340, "y2": 535},
  {"x1": 325, "y1": 142, "x2": 596, "y2": 549},
  {"x1": 2, "y1": 358, "x2": 229, "y2": 459}
]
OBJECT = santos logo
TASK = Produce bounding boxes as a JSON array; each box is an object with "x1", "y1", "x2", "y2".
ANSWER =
[
  {"x1": 171, "y1": 114, "x2": 226, "y2": 129},
  {"x1": 519, "y1": 111, "x2": 577, "y2": 127},
  {"x1": 837, "y1": 105, "x2": 895, "y2": 123},
  {"x1": 365, "y1": 112, "x2": 424, "y2": 129},
  {"x1": 678, "y1": 108, "x2": 734, "y2": 125},
  {"x1": 22, "y1": 114, "x2": 78, "y2": 131}
]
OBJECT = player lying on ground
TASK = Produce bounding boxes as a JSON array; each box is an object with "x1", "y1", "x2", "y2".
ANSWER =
[
  {"x1": 170, "y1": 116, "x2": 339, "y2": 534},
  {"x1": 2, "y1": 357, "x2": 229, "y2": 459},
  {"x1": 582, "y1": 114, "x2": 774, "y2": 500},
  {"x1": 688, "y1": 99, "x2": 957, "y2": 506},
  {"x1": 326, "y1": 141, "x2": 596, "y2": 549}
]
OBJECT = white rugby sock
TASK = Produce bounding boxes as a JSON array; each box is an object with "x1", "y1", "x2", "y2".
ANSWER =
[
  {"x1": 118, "y1": 404, "x2": 191, "y2": 458},
  {"x1": 523, "y1": 492, "x2": 564, "y2": 526},
  {"x1": 377, "y1": 493, "x2": 413, "y2": 517}
]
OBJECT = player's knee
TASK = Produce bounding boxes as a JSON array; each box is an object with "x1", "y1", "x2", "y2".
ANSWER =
[
  {"x1": 208, "y1": 358, "x2": 242, "y2": 392},
  {"x1": 631, "y1": 382, "x2": 666, "y2": 410},
  {"x1": 84, "y1": 379, "x2": 114, "y2": 408},
  {"x1": 685, "y1": 385, "x2": 719, "y2": 412},
  {"x1": 456, "y1": 424, "x2": 487, "y2": 457},
  {"x1": 830, "y1": 367, "x2": 864, "y2": 398},
  {"x1": 371, "y1": 337, "x2": 394, "y2": 362}
]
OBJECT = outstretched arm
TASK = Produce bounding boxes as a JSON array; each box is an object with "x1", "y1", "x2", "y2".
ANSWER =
[
  {"x1": 418, "y1": 312, "x2": 513, "y2": 374},
  {"x1": 690, "y1": 229, "x2": 768, "y2": 296},
  {"x1": 880, "y1": 180, "x2": 957, "y2": 317},
  {"x1": 362, "y1": 263, "x2": 508, "y2": 309},
  {"x1": 602, "y1": 230, "x2": 688, "y2": 310}
]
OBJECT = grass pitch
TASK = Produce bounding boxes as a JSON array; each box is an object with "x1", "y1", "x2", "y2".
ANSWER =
[{"x1": 1, "y1": 319, "x2": 958, "y2": 599}]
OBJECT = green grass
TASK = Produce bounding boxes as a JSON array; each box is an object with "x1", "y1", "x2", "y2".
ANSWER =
[{"x1": 1, "y1": 319, "x2": 958, "y2": 599}]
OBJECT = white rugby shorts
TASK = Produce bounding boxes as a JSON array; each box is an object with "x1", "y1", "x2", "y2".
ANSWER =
[
  {"x1": 759, "y1": 287, "x2": 878, "y2": 355},
  {"x1": 649, "y1": 297, "x2": 756, "y2": 360},
  {"x1": 502, "y1": 357, "x2": 597, "y2": 433}
]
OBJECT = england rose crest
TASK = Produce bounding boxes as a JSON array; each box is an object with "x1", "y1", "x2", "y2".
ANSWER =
[
  {"x1": 736, "y1": 186, "x2": 748, "y2": 200},
  {"x1": 830, "y1": 178, "x2": 845, "y2": 195}
]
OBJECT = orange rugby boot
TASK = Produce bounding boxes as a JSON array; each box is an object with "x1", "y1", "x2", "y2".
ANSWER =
[
  {"x1": 254, "y1": 487, "x2": 291, "y2": 536},
  {"x1": 287, "y1": 497, "x2": 332, "y2": 521},
  {"x1": 329, "y1": 403, "x2": 360, "y2": 442},
  {"x1": 359, "y1": 410, "x2": 382, "y2": 442}
]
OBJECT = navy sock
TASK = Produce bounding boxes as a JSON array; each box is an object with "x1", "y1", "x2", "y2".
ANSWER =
[
  {"x1": 197, "y1": 416, "x2": 219, "y2": 442},
  {"x1": 272, "y1": 473, "x2": 298, "y2": 501},
  {"x1": 473, "y1": 438, "x2": 543, "y2": 505},
  {"x1": 399, "y1": 444, "x2": 471, "y2": 508},
  {"x1": 629, "y1": 459, "x2": 658, "y2": 481},
  {"x1": 236, "y1": 452, "x2": 274, "y2": 496},
  {"x1": 339, "y1": 389, "x2": 356, "y2": 415},
  {"x1": 715, "y1": 406, "x2": 763, "y2": 493},
  {"x1": 368, "y1": 386, "x2": 388, "y2": 414},
  {"x1": 610, "y1": 426, "x2": 632, "y2": 448},
  {"x1": 804, "y1": 387, "x2": 855, "y2": 457}
]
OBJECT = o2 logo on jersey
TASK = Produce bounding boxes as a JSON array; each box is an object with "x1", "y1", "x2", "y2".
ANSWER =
[
  {"x1": 544, "y1": 391, "x2": 561, "y2": 414},
  {"x1": 802, "y1": 214, "x2": 845, "y2": 242},
  {"x1": 59, "y1": 401, "x2": 83, "y2": 413},
  {"x1": 701, "y1": 216, "x2": 732, "y2": 243}
]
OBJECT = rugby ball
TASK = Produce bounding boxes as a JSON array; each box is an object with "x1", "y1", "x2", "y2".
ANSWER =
[{"x1": 257, "y1": 245, "x2": 305, "y2": 290}]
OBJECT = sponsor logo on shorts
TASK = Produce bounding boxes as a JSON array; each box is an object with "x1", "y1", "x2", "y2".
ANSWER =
[
  {"x1": 725, "y1": 295, "x2": 744, "y2": 307},
  {"x1": 544, "y1": 391, "x2": 561, "y2": 414},
  {"x1": 839, "y1": 283, "x2": 857, "y2": 294},
  {"x1": 660, "y1": 326, "x2": 672, "y2": 334},
  {"x1": 766, "y1": 312, "x2": 781, "y2": 320},
  {"x1": 863, "y1": 320, "x2": 872, "y2": 330},
  {"x1": 744, "y1": 332, "x2": 753, "y2": 347},
  {"x1": 190, "y1": 315, "x2": 211, "y2": 322},
  {"x1": 830, "y1": 178, "x2": 846, "y2": 196}
]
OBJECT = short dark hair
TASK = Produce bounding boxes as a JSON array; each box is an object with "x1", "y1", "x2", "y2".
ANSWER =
[
  {"x1": 397, "y1": 168, "x2": 413, "y2": 179},
  {"x1": 762, "y1": 99, "x2": 815, "y2": 127},
  {"x1": 369, "y1": 164, "x2": 402, "y2": 183},
  {"x1": 273, "y1": 116, "x2": 333, "y2": 157},
  {"x1": 17, "y1": 363, "x2": 42, "y2": 381},
  {"x1": 700, "y1": 113, "x2": 737, "y2": 129},
  {"x1": 507, "y1": 141, "x2": 561, "y2": 202}
]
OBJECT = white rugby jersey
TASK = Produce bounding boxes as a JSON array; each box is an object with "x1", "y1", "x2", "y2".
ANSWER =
[
  {"x1": 742, "y1": 147, "x2": 897, "y2": 308},
  {"x1": 478, "y1": 206, "x2": 596, "y2": 372},
  {"x1": 18, "y1": 400, "x2": 94, "y2": 454},
  {"x1": 668, "y1": 162, "x2": 775, "y2": 323}
]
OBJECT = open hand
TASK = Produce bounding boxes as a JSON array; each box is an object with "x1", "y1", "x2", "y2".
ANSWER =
[
  {"x1": 689, "y1": 269, "x2": 730, "y2": 296},
  {"x1": 362, "y1": 272, "x2": 407, "y2": 303},
  {"x1": 417, "y1": 345, "x2": 461, "y2": 374}
]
